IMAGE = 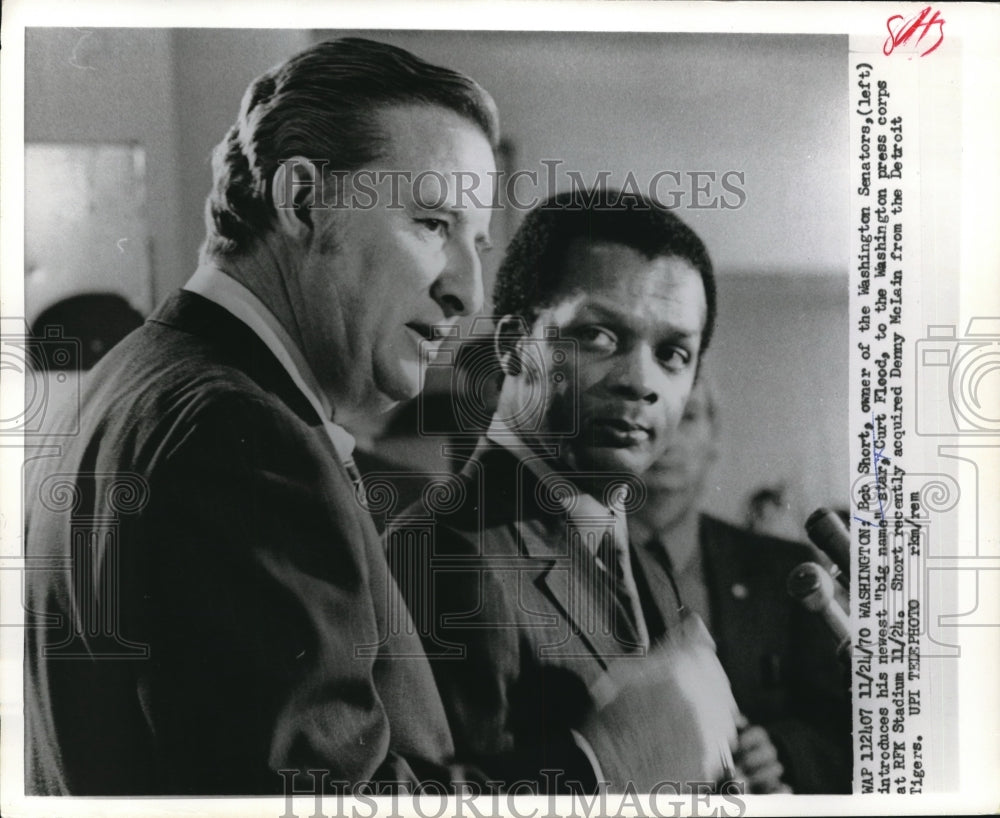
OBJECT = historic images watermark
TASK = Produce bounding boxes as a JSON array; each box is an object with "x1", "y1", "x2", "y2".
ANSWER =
[
  {"x1": 277, "y1": 771, "x2": 748, "y2": 818},
  {"x1": 273, "y1": 159, "x2": 748, "y2": 213}
]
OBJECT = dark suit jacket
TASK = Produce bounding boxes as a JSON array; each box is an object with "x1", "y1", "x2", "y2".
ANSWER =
[
  {"x1": 632, "y1": 515, "x2": 852, "y2": 793},
  {"x1": 386, "y1": 440, "x2": 684, "y2": 790},
  {"x1": 23, "y1": 291, "x2": 456, "y2": 794}
]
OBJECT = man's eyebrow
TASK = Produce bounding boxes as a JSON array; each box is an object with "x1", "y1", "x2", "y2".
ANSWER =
[
  {"x1": 569, "y1": 302, "x2": 623, "y2": 323},
  {"x1": 572, "y1": 300, "x2": 700, "y2": 336},
  {"x1": 408, "y1": 201, "x2": 492, "y2": 245}
]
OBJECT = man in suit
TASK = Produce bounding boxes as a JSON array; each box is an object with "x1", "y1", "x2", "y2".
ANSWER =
[
  {"x1": 629, "y1": 379, "x2": 853, "y2": 793},
  {"x1": 23, "y1": 37, "x2": 498, "y2": 794},
  {"x1": 389, "y1": 190, "x2": 742, "y2": 793}
]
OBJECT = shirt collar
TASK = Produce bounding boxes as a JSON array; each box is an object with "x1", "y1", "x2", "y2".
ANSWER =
[
  {"x1": 629, "y1": 512, "x2": 703, "y2": 575},
  {"x1": 183, "y1": 262, "x2": 355, "y2": 461}
]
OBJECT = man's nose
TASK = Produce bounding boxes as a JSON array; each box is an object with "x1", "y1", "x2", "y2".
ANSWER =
[
  {"x1": 431, "y1": 241, "x2": 484, "y2": 318},
  {"x1": 606, "y1": 343, "x2": 661, "y2": 403}
]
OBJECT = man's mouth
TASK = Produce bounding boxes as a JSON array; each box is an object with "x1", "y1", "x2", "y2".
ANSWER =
[
  {"x1": 405, "y1": 322, "x2": 450, "y2": 362},
  {"x1": 405, "y1": 322, "x2": 435, "y2": 342},
  {"x1": 590, "y1": 417, "x2": 653, "y2": 445}
]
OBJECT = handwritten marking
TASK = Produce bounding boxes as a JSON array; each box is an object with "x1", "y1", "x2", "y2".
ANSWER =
[
  {"x1": 116, "y1": 239, "x2": 128, "y2": 253},
  {"x1": 884, "y1": 6, "x2": 945, "y2": 58},
  {"x1": 871, "y1": 412, "x2": 886, "y2": 520}
]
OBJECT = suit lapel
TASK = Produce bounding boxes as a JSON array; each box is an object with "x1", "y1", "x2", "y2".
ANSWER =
[
  {"x1": 478, "y1": 444, "x2": 642, "y2": 664},
  {"x1": 525, "y1": 526, "x2": 641, "y2": 665}
]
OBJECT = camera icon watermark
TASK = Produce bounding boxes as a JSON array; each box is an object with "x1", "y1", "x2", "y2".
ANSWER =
[
  {"x1": 0, "y1": 317, "x2": 81, "y2": 437},
  {"x1": 417, "y1": 316, "x2": 579, "y2": 440},
  {"x1": 915, "y1": 318, "x2": 1000, "y2": 436}
]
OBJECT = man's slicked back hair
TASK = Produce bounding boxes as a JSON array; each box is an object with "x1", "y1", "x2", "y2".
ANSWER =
[
  {"x1": 203, "y1": 37, "x2": 500, "y2": 258},
  {"x1": 493, "y1": 189, "x2": 717, "y2": 353}
]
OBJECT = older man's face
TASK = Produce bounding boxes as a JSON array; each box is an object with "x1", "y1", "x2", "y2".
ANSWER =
[
  {"x1": 290, "y1": 104, "x2": 496, "y2": 418},
  {"x1": 503, "y1": 238, "x2": 707, "y2": 477}
]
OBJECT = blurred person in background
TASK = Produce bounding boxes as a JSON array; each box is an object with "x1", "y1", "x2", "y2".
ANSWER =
[
  {"x1": 629, "y1": 378, "x2": 852, "y2": 793},
  {"x1": 29, "y1": 293, "x2": 143, "y2": 371},
  {"x1": 743, "y1": 484, "x2": 802, "y2": 541}
]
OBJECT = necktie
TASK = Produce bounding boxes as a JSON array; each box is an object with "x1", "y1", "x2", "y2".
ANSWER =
[
  {"x1": 637, "y1": 535, "x2": 690, "y2": 637},
  {"x1": 342, "y1": 456, "x2": 368, "y2": 510},
  {"x1": 597, "y1": 512, "x2": 650, "y2": 651}
]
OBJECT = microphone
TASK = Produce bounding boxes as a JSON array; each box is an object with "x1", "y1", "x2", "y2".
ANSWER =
[
  {"x1": 800, "y1": 539, "x2": 849, "y2": 592},
  {"x1": 786, "y1": 562, "x2": 852, "y2": 663},
  {"x1": 805, "y1": 507, "x2": 851, "y2": 588}
]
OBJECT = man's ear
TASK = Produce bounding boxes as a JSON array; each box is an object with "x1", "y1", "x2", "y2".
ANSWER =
[
  {"x1": 271, "y1": 156, "x2": 321, "y2": 239},
  {"x1": 493, "y1": 315, "x2": 529, "y2": 377}
]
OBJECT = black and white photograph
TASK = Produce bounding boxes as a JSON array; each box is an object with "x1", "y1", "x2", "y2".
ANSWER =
[{"x1": 1, "y1": 3, "x2": 997, "y2": 816}]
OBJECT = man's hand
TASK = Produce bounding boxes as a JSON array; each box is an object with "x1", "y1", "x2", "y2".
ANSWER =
[
  {"x1": 733, "y1": 719, "x2": 790, "y2": 794},
  {"x1": 577, "y1": 614, "x2": 740, "y2": 792}
]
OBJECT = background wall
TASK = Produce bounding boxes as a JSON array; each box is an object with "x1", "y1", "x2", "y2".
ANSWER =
[
  {"x1": 23, "y1": 27, "x2": 849, "y2": 528},
  {"x1": 26, "y1": 29, "x2": 182, "y2": 310},
  {"x1": 25, "y1": 27, "x2": 311, "y2": 307},
  {"x1": 170, "y1": 29, "x2": 313, "y2": 288},
  {"x1": 317, "y1": 31, "x2": 847, "y2": 285},
  {"x1": 708, "y1": 273, "x2": 847, "y2": 529}
]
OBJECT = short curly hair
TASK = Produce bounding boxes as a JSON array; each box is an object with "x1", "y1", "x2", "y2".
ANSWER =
[
  {"x1": 493, "y1": 189, "x2": 717, "y2": 354},
  {"x1": 202, "y1": 37, "x2": 500, "y2": 258}
]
